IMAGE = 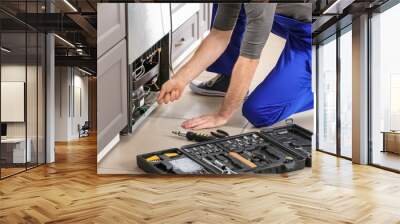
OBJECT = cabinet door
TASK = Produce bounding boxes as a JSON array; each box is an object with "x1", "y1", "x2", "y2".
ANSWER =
[
  {"x1": 171, "y1": 14, "x2": 198, "y2": 60},
  {"x1": 97, "y1": 3, "x2": 126, "y2": 57},
  {"x1": 97, "y1": 40, "x2": 127, "y2": 154},
  {"x1": 198, "y1": 3, "x2": 211, "y2": 38}
]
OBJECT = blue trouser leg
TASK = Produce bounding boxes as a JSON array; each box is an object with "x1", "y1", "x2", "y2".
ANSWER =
[{"x1": 243, "y1": 15, "x2": 313, "y2": 127}]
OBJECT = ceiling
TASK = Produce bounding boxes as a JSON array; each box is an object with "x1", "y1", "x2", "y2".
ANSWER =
[
  {"x1": 312, "y1": 0, "x2": 390, "y2": 43},
  {"x1": 1, "y1": 0, "x2": 392, "y2": 74},
  {"x1": 0, "y1": 0, "x2": 97, "y2": 74}
]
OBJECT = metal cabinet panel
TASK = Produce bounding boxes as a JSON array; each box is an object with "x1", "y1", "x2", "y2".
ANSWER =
[
  {"x1": 97, "y1": 40, "x2": 127, "y2": 154},
  {"x1": 97, "y1": 3, "x2": 126, "y2": 58},
  {"x1": 171, "y1": 14, "x2": 198, "y2": 60},
  {"x1": 127, "y1": 3, "x2": 170, "y2": 64}
]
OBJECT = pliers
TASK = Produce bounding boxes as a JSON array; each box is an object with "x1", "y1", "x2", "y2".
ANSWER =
[
  {"x1": 210, "y1": 129, "x2": 230, "y2": 139},
  {"x1": 172, "y1": 129, "x2": 230, "y2": 143}
]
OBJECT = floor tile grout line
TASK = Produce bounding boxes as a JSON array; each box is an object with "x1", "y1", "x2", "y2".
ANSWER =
[
  {"x1": 241, "y1": 122, "x2": 250, "y2": 133},
  {"x1": 148, "y1": 113, "x2": 188, "y2": 120}
]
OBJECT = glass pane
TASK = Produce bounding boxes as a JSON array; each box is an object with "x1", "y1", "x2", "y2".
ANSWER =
[
  {"x1": 1, "y1": 30, "x2": 28, "y2": 177},
  {"x1": 0, "y1": 1, "x2": 46, "y2": 178},
  {"x1": 371, "y1": 4, "x2": 400, "y2": 171},
  {"x1": 27, "y1": 31, "x2": 38, "y2": 169},
  {"x1": 318, "y1": 37, "x2": 337, "y2": 154},
  {"x1": 340, "y1": 29, "x2": 352, "y2": 158}
]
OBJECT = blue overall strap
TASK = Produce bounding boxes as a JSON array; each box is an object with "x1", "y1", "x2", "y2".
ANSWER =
[
  {"x1": 206, "y1": 4, "x2": 246, "y2": 76},
  {"x1": 242, "y1": 14, "x2": 313, "y2": 127}
]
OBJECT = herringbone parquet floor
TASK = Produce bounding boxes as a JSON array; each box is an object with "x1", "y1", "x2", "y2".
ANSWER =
[{"x1": 1, "y1": 135, "x2": 400, "y2": 224}]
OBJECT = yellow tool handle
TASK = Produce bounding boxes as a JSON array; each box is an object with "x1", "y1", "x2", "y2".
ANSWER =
[
  {"x1": 146, "y1": 155, "x2": 160, "y2": 162},
  {"x1": 229, "y1": 152, "x2": 257, "y2": 168},
  {"x1": 164, "y1": 152, "x2": 178, "y2": 157}
]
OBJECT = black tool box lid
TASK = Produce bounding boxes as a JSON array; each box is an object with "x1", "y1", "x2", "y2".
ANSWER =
[{"x1": 137, "y1": 121, "x2": 312, "y2": 174}]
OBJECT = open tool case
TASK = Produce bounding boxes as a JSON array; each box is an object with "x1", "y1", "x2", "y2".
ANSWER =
[{"x1": 137, "y1": 122, "x2": 312, "y2": 174}]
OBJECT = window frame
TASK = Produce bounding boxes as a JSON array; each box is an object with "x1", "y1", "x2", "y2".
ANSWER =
[
  {"x1": 316, "y1": 24, "x2": 353, "y2": 160},
  {"x1": 367, "y1": 0, "x2": 400, "y2": 173},
  {"x1": 0, "y1": 1, "x2": 48, "y2": 180}
]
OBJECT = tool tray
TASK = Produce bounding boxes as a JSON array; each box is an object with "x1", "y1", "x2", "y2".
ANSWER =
[
  {"x1": 260, "y1": 123, "x2": 312, "y2": 167},
  {"x1": 137, "y1": 123, "x2": 312, "y2": 175}
]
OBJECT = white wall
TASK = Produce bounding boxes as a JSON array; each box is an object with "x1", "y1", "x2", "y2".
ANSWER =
[
  {"x1": 55, "y1": 66, "x2": 70, "y2": 141},
  {"x1": 72, "y1": 73, "x2": 89, "y2": 138},
  {"x1": 1, "y1": 65, "x2": 35, "y2": 138},
  {"x1": 1, "y1": 65, "x2": 26, "y2": 140},
  {"x1": 1, "y1": 65, "x2": 25, "y2": 132},
  {"x1": 1, "y1": 63, "x2": 46, "y2": 163},
  {"x1": 54, "y1": 67, "x2": 89, "y2": 141}
]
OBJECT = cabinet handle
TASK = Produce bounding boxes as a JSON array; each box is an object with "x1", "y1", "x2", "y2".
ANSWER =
[{"x1": 174, "y1": 38, "x2": 185, "y2": 47}]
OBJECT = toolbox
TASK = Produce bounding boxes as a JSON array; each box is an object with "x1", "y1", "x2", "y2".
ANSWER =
[{"x1": 137, "y1": 122, "x2": 312, "y2": 175}]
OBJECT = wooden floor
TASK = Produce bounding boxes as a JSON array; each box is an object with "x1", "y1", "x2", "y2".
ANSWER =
[
  {"x1": 1, "y1": 167, "x2": 26, "y2": 178},
  {"x1": 372, "y1": 150, "x2": 400, "y2": 171},
  {"x1": 1, "y1": 135, "x2": 400, "y2": 224}
]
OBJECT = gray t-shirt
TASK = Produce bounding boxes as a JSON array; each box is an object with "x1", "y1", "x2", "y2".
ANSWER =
[{"x1": 213, "y1": 3, "x2": 312, "y2": 59}]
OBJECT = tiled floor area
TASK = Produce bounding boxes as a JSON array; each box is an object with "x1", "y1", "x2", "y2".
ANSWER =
[{"x1": 97, "y1": 34, "x2": 315, "y2": 174}]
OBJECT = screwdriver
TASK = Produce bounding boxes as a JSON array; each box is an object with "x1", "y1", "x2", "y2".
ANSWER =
[{"x1": 172, "y1": 131, "x2": 216, "y2": 142}]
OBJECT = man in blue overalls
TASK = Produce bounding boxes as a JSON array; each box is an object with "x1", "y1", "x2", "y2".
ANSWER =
[{"x1": 158, "y1": 3, "x2": 313, "y2": 130}]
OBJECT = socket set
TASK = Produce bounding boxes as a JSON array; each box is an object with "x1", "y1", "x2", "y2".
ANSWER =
[
  {"x1": 137, "y1": 123, "x2": 312, "y2": 175},
  {"x1": 260, "y1": 122, "x2": 312, "y2": 167}
]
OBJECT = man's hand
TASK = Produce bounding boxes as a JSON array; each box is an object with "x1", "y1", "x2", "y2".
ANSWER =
[
  {"x1": 181, "y1": 113, "x2": 230, "y2": 130},
  {"x1": 181, "y1": 56, "x2": 259, "y2": 130},
  {"x1": 157, "y1": 78, "x2": 187, "y2": 104},
  {"x1": 157, "y1": 29, "x2": 232, "y2": 105}
]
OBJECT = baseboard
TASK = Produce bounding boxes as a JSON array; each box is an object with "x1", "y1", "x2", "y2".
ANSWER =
[{"x1": 97, "y1": 134, "x2": 120, "y2": 163}]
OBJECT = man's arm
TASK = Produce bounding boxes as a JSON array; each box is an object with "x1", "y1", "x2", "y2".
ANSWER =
[
  {"x1": 182, "y1": 4, "x2": 276, "y2": 130},
  {"x1": 220, "y1": 4, "x2": 276, "y2": 116},
  {"x1": 158, "y1": 4, "x2": 242, "y2": 104},
  {"x1": 182, "y1": 56, "x2": 258, "y2": 130},
  {"x1": 240, "y1": 3, "x2": 276, "y2": 59},
  {"x1": 171, "y1": 3, "x2": 248, "y2": 84},
  {"x1": 219, "y1": 57, "x2": 258, "y2": 118},
  {"x1": 172, "y1": 29, "x2": 232, "y2": 85},
  {"x1": 157, "y1": 29, "x2": 233, "y2": 104}
]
